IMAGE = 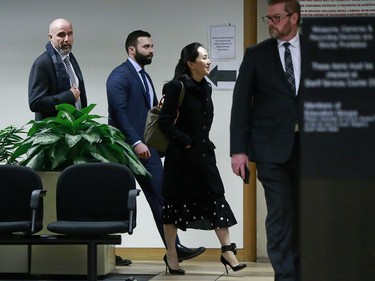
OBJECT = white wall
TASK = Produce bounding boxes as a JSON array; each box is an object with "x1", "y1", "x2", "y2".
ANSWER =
[{"x1": 0, "y1": 0, "x2": 245, "y2": 250}]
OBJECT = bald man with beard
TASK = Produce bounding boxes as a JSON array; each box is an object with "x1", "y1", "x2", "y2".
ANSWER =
[{"x1": 28, "y1": 18, "x2": 87, "y2": 120}]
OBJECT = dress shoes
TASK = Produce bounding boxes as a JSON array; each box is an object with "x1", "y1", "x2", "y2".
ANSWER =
[
  {"x1": 176, "y1": 244, "x2": 206, "y2": 262},
  {"x1": 116, "y1": 255, "x2": 132, "y2": 266}
]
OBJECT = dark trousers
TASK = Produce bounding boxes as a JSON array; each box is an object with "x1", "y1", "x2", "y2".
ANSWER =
[
  {"x1": 257, "y1": 135, "x2": 300, "y2": 281},
  {"x1": 134, "y1": 150, "x2": 181, "y2": 247}
]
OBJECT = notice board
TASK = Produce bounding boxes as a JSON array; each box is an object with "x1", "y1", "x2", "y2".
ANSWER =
[{"x1": 299, "y1": 17, "x2": 375, "y2": 281}]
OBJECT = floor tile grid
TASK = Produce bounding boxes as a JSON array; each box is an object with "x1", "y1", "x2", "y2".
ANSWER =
[{"x1": 114, "y1": 260, "x2": 274, "y2": 281}]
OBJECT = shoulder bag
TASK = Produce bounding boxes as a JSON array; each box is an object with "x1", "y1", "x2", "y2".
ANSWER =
[{"x1": 144, "y1": 81, "x2": 185, "y2": 153}]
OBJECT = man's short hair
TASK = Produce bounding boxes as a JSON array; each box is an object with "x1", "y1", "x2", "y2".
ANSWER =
[{"x1": 125, "y1": 30, "x2": 151, "y2": 53}]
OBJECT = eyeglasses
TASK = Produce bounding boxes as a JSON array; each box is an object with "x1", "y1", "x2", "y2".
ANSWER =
[{"x1": 262, "y1": 13, "x2": 292, "y2": 24}]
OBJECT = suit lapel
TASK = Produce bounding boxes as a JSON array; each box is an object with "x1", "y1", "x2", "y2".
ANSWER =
[
  {"x1": 69, "y1": 53, "x2": 83, "y2": 82},
  {"x1": 145, "y1": 71, "x2": 158, "y2": 106},
  {"x1": 298, "y1": 35, "x2": 304, "y2": 98}
]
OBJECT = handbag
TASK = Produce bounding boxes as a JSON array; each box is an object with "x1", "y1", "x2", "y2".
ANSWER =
[{"x1": 144, "y1": 81, "x2": 185, "y2": 153}]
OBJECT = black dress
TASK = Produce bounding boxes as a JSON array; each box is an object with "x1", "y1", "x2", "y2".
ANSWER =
[{"x1": 158, "y1": 77, "x2": 237, "y2": 231}]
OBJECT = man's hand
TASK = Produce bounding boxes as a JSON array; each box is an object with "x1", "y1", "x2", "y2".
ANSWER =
[
  {"x1": 70, "y1": 84, "x2": 80, "y2": 101},
  {"x1": 231, "y1": 154, "x2": 249, "y2": 180},
  {"x1": 134, "y1": 142, "x2": 151, "y2": 159}
]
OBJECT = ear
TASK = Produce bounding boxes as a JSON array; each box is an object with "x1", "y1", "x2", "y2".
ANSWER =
[
  {"x1": 128, "y1": 46, "x2": 135, "y2": 55},
  {"x1": 291, "y1": 13, "x2": 299, "y2": 24},
  {"x1": 187, "y1": 61, "x2": 194, "y2": 70}
]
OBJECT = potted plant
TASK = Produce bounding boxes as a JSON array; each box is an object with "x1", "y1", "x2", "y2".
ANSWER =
[
  {"x1": 10, "y1": 103, "x2": 148, "y2": 176},
  {"x1": 0, "y1": 125, "x2": 24, "y2": 164}
]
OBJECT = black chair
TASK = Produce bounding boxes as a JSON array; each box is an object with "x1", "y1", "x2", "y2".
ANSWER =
[
  {"x1": 47, "y1": 163, "x2": 140, "y2": 281},
  {"x1": 0, "y1": 165, "x2": 46, "y2": 273}
]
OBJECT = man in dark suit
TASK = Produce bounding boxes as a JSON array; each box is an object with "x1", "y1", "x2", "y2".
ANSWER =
[
  {"x1": 28, "y1": 18, "x2": 87, "y2": 120},
  {"x1": 230, "y1": 1, "x2": 302, "y2": 280},
  {"x1": 106, "y1": 30, "x2": 205, "y2": 266}
]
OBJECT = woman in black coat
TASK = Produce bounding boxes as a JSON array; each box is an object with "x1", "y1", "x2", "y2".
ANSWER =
[{"x1": 158, "y1": 42, "x2": 246, "y2": 275}]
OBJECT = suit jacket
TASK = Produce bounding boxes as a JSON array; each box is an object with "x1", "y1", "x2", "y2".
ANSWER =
[
  {"x1": 230, "y1": 37, "x2": 303, "y2": 163},
  {"x1": 106, "y1": 59, "x2": 158, "y2": 146},
  {"x1": 28, "y1": 51, "x2": 87, "y2": 120}
]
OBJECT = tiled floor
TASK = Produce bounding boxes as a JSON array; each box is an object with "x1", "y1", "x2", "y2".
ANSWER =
[
  {"x1": 0, "y1": 260, "x2": 274, "y2": 281},
  {"x1": 114, "y1": 260, "x2": 274, "y2": 281}
]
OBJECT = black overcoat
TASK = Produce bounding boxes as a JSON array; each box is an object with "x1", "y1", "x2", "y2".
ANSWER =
[
  {"x1": 28, "y1": 51, "x2": 87, "y2": 120},
  {"x1": 158, "y1": 78, "x2": 225, "y2": 200}
]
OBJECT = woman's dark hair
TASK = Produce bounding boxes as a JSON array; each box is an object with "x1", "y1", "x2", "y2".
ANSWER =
[
  {"x1": 173, "y1": 42, "x2": 203, "y2": 80},
  {"x1": 125, "y1": 30, "x2": 151, "y2": 54}
]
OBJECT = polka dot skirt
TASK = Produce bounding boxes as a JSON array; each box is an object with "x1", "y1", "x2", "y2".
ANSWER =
[{"x1": 162, "y1": 195, "x2": 237, "y2": 231}]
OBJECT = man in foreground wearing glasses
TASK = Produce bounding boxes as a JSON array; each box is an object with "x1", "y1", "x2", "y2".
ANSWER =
[{"x1": 230, "y1": 0, "x2": 302, "y2": 280}]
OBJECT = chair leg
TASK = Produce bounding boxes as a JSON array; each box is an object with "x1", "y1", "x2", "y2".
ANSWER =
[
  {"x1": 27, "y1": 244, "x2": 32, "y2": 274},
  {"x1": 87, "y1": 242, "x2": 98, "y2": 281}
]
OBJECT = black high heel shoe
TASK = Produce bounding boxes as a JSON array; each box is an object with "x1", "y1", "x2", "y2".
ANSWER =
[
  {"x1": 163, "y1": 254, "x2": 185, "y2": 275},
  {"x1": 220, "y1": 243, "x2": 247, "y2": 274}
]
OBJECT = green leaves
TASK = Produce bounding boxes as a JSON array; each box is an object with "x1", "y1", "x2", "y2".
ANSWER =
[
  {"x1": 9, "y1": 104, "x2": 149, "y2": 176},
  {"x1": 0, "y1": 126, "x2": 25, "y2": 164}
]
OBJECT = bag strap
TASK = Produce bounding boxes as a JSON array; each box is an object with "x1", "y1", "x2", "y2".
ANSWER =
[
  {"x1": 177, "y1": 81, "x2": 185, "y2": 107},
  {"x1": 158, "y1": 81, "x2": 185, "y2": 108},
  {"x1": 158, "y1": 96, "x2": 165, "y2": 107}
]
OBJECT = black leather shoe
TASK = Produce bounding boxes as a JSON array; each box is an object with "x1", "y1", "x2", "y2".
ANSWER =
[
  {"x1": 116, "y1": 255, "x2": 132, "y2": 266},
  {"x1": 176, "y1": 244, "x2": 206, "y2": 262}
]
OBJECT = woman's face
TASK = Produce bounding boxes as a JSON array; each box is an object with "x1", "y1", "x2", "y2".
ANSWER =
[{"x1": 189, "y1": 46, "x2": 211, "y2": 81}]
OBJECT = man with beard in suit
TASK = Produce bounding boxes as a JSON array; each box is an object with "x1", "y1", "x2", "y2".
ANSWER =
[
  {"x1": 29, "y1": 18, "x2": 87, "y2": 120},
  {"x1": 106, "y1": 30, "x2": 205, "y2": 266},
  {"x1": 230, "y1": 1, "x2": 302, "y2": 280}
]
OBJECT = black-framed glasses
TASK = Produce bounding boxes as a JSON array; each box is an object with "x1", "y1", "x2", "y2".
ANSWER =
[{"x1": 262, "y1": 13, "x2": 292, "y2": 24}]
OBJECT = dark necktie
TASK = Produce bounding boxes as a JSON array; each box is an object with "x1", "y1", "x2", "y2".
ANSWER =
[
  {"x1": 283, "y1": 42, "x2": 296, "y2": 95},
  {"x1": 64, "y1": 56, "x2": 81, "y2": 109},
  {"x1": 139, "y1": 69, "x2": 151, "y2": 106}
]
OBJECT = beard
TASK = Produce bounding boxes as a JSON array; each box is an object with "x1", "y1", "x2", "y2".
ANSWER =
[
  {"x1": 269, "y1": 23, "x2": 293, "y2": 39},
  {"x1": 134, "y1": 51, "x2": 152, "y2": 66},
  {"x1": 52, "y1": 41, "x2": 71, "y2": 55},
  {"x1": 58, "y1": 47, "x2": 71, "y2": 55},
  {"x1": 269, "y1": 27, "x2": 280, "y2": 39}
]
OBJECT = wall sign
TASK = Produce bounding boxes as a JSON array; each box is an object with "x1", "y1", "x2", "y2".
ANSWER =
[
  {"x1": 301, "y1": 17, "x2": 375, "y2": 178},
  {"x1": 300, "y1": 0, "x2": 375, "y2": 17},
  {"x1": 209, "y1": 25, "x2": 236, "y2": 59},
  {"x1": 299, "y1": 17, "x2": 375, "y2": 281}
]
